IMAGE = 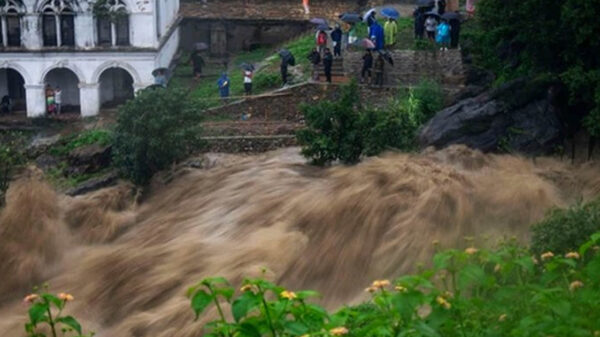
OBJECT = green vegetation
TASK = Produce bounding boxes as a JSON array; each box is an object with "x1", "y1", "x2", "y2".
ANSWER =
[
  {"x1": 0, "y1": 132, "x2": 26, "y2": 204},
  {"x1": 297, "y1": 80, "x2": 443, "y2": 165},
  {"x1": 112, "y1": 87, "x2": 206, "y2": 185},
  {"x1": 462, "y1": 0, "x2": 600, "y2": 136},
  {"x1": 23, "y1": 286, "x2": 93, "y2": 337},
  {"x1": 531, "y1": 198, "x2": 600, "y2": 256},
  {"x1": 49, "y1": 129, "x2": 112, "y2": 157},
  {"x1": 190, "y1": 232, "x2": 600, "y2": 337}
]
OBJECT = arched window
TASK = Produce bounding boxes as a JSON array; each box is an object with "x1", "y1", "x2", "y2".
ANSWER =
[
  {"x1": 40, "y1": 0, "x2": 76, "y2": 47},
  {"x1": 95, "y1": 0, "x2": 129, "y2": 47},
  {"x1": 0, "y1": 0, "x2": 25, "y2": 47}
]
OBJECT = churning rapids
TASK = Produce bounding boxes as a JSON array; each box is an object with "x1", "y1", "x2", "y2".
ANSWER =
[{"x1": 1, "y1": 146, "x2": 599, "y2": 337}]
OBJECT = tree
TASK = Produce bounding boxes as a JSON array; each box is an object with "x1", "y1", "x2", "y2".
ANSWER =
[{"x1": 112, "y1": 87, "x2": 205, "y2": 185}]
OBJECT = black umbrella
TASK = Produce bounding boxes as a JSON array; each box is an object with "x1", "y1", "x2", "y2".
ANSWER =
[
  {"x1": 417, "y1": 0, "x2": 435, "y2": 7},
  {"x1": 279, "y1": 49, "x2": 291, "y2": 59},
  {"x1": 339, "y1": 13, "x2": 362, "y2": 23},
  {"x1": 441, "y1": 12, "x2": 460, "y2": 21},
  {"x1": 239, "y1": 63, "x2": 255, "y2": 71},
  {"x1": 310, "y1": 18, "x2": 328, "y2": 25},
  {"x1": 424, "y1": 11, "x2": 441, "y2": 18},
  {"x1": 378, "y1": 50, "x2": 394, "y2": 66}
]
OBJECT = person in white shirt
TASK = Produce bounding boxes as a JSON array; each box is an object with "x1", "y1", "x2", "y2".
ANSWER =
[
  {"x1": 425, "y1": 16, "x2": 438, "y2": 41},
  {"x1": 243, "y1": 69, "x2": 253, "y2": 96},
  {"x1": 54, "y1": 86, "x2": 62, "y2": 115}
]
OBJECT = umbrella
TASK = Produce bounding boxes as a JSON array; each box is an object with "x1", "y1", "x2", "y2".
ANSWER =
[
  {"x1": 381, "y1": 7, "x2": 400, "y2": 19},
  {"x1": 278, "y1": 49, "x2": 292, "y2": 60},
  {"x1": 363, "y1": 8, "x2": 376, "y2": 23},
  {"x1": 239, "y1": 63, "x2": 255, "y2": 71},
  {"x1": 424, "y1": 11, "x2": 441, "y2": 17},
  {"x1": 194, "y1": 42, "x2": 208, "y2": 51},
  {"x1": 152, "y1": 67, "x2": 169, "y2": 77},
  {"x1": 339, "y1": 13, "x2": 362, "y2": 23},
  {"x1": 309, "y1": 18, "x2": 328, "y2": 25},
  {"x1": 354, "y1": 38, "x2": 375, "y2": 49},
  {"x1": 316, "y1": 24, "x2": 332, "y2": 31},
  {"x1": 377, "y1": 50, "x2": 394, "y2": 66},
  {"x1": 417, "y1": 0, "x2": 435, "y2": 7},
  {"x1": 441, "y1": 12, "x2": 460, "y2": 21}
]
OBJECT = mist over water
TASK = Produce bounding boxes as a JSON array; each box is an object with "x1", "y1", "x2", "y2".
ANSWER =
[{"x1": 1, "y1": 146, "x2": 598, "y2": 337}]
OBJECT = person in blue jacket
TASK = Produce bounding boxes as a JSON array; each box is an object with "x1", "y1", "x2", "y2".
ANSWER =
[
  {"x1": 369, "y1": 21, "x2": 385, "y2": 51},
  {"x1": 217, "y1": 72, "x2": 230, "y2": 99}
]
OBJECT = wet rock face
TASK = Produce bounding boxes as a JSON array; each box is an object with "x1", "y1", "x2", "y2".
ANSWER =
[
  {"x1": 67, "y1": 144, "x2": 112, "y2": 174},
  {"x1": 419, "y1": 79, "x2": 565, "y2": 155}
]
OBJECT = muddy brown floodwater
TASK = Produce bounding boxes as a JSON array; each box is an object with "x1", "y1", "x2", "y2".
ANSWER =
[{"x1": 1, "y1": 146, "x2": 599, "y2": 337}]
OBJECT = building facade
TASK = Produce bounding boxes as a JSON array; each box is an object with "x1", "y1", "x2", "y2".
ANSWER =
[{"x1": 0, "y1": 0, "x2": 180, "y2": 117}]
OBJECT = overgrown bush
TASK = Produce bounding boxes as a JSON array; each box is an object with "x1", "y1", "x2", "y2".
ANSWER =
[
  {"x1": 253, "y1": 72, "x2": 281, "y2": 92},
  {"x1": 191, "y1": 233, "x2": 600, "y2": 337},
  {"x1": 531, "y1": 198, "x2": 600, "y2": 255},
  {"x1": 0, "y1": 132, "x2": 26, "y2": 205},
  {"x1": 112, "y1": 87, "x2": 205, "y2": 185},
  {"x1": 49, "y1": 129, "x2": 112, "y2": 157},
  {"x1": 296, "y1": 82, "x2": 364, "y2": 165},
  {"x1": 297, "y1": 80, "x2": 444, "y2": 165}
]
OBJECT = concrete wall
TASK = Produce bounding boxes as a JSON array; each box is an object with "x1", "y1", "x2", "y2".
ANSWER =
[
  {"x1": 179, "y1": 19, "x2": 310, "y2": 55},
  {"x1": 156, "y1": 26, "x2": 180, "y2": 69},
  {"x1": 343, "y1": 50, "x2": 466, "y2": 87}
]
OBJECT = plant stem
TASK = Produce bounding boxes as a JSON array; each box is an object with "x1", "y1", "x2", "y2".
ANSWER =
[
  {"x1": 207, "y1": 285, "x2": 229, "y2": 337},
  {"x1": 45, "y1": 300, "x2": 58, "y2": 337},
  {"x1": 257, "y1": 285, "x2": 277, "y2": 337}
]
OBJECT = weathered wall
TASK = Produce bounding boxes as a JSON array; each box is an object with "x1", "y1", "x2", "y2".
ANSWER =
[
  {"x1": 343, "y1": 50, "x2": 466, "y2": 87},
  {"x1": 180, "y1": 19, "x2": 309, "y2": 54},
  {"x1": 203, "y1": 83, "x2": 399, "y2": 122}
]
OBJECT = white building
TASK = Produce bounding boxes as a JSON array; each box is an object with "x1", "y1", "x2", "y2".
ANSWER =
[{"x1": 0, "y1": 0, "x2": 180, "y2": 117}]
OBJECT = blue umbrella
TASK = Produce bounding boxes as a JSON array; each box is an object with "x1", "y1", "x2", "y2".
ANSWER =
[{"x1": 381, "y1": 7, "x2": 400, "y2": 19}]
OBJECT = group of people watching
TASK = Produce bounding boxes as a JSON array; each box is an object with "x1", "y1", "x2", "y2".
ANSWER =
[
  {"x1": 414, "y1": 1, "x2": 461, "y2": 50},
  {"x1": 44, "y1": 85, "x2": 62, "y2": 115}
]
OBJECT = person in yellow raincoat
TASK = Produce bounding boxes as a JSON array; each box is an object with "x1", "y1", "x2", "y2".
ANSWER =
[{"x1": 384, "y1": 18, "x2": 398, "y2": 48}]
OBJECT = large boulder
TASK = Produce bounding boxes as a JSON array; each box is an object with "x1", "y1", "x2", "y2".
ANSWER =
[
  {"x1": 67, "y1": 144, "x2": 112, "y2": 175},
  {"x1": 419, "y1": 78, "x2": 565, "y2": 155}
]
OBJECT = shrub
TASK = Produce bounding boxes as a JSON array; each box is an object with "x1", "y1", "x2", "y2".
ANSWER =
[
  {"x1": 296, "y1": 82, "x2": 364, "y2": 165},
  {"x1": 191, "y1": 233, "x2": 600, "y2": 337},
  {"x1": 112, "y1": 87, "x2": 205, "y2": 185},
  {"x1": 253, "y1": 72, "x2": 281, "y2": 92},
  {"x1": 531, "y1": 198, "x2": 600, "y2": 255},
  {"x1": 297, "y1": 80, "x2": 444, "y2": 165},
  {"x1": 0, "y1": 132, "x2": 26, "y2": 204}
]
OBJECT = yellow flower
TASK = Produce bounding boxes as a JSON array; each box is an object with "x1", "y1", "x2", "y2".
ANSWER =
[
  {"x1": 330, "y1": 327, "x2": 349, "y2": 336},
  {"x1": 593, "y1": 331, "x2": 600, "y2": 337},
  {"x1": 593, "y1": 246, "x2": 600, "y2": 252},
  {"x1": 569, "y1": 280, "x2": 584, "y2": 292},
  {"x1": 365, "y1": 286, "x2": 377, "y2": 293},
  {"x1": 300, "y1": 335, "x2": 310, "y2": 337},
  {"x1": 240, "y1": 284, "x2": 253, "y2": 292},
  {"x1": 280, "y1": 290, "x2": 297, "y2": 300},
  {"x1": 432, "y1": 240, "x2": 440, "y2": 246},
  {"x1": 541, "y1": 251, "x2": 554, "y2": 261},
  {"x1": 498, "y1": 314, "x2": 507, "y2": 322},
  {"x1": 465, "y1": 247, "x2": 478, "y2": 255},
  {"x1": 494, "y1": 264, "x2": 501, "y2": 273},
  {"x1": 23, "y1": 294, "x2": 38, "y2": 303},
  {"x1": 58, "y1": 293, "x2": 74, "y2": 302},
  {"x1": 372, "y1": 280, "x2": 391, "y2": 288},
  {"x1": 436, "y1": 296, "x2": 451, "y2": 309},
  {"x1": 565, "y1": 252, "x2": 580, "y2": 259},
  {"x1": 394, "y1": 285, "x2": 408, "y2": 293},
  {"x1": 443, "y1": 291, "x2": 454, "y2": 299}
]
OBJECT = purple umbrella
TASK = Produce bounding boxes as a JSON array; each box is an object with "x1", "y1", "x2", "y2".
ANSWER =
[
  {"x1": 310, "y1": 18, "x2": 328, "y2": 26},
  {"x1": 354, "y1": 38, "x2": 375, "y2": 49}
]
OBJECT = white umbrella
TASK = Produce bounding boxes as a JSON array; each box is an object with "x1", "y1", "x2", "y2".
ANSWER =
[{"x1": 363, "y1": 8, "x2": 376, "y2": 23}]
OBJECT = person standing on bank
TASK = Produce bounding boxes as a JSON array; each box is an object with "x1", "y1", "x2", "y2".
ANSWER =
[
  {"x1": 54, "y1": 86, "x2": 62, "y2": 115},
  {"x1": 323, "y1": 48, "x2": 333, "y2": 83},
  {"x1": 361, "y1": 49, "x2": 373, "y2": 84},
  {"x1": 384, "y1": 18, "x2": 398, "y2": 49},
  {"x1": 190, "y1": 50, "x2": 205, "y2": 80},
  {"x1": 307, "y1": 47, "x2": 321, "y2": 81},
  {"x1": 302, "y1": 0, "x2": 310, "y2": 15},
  {"x1": 331, "y1": 24, "x2": 343, "y2": 58},
  {"x1": 425, "y1": 15, "x2": 438, "y2": 42},
  {"x1": 217, "y1": 72, "x2": 230, "y2": 99},
  {"x1": 316, "y1": 29, "x2": 328, "y2": 56},
  {"x1": 243, "y1": 68, "x2": 253, "y2": 96}
]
